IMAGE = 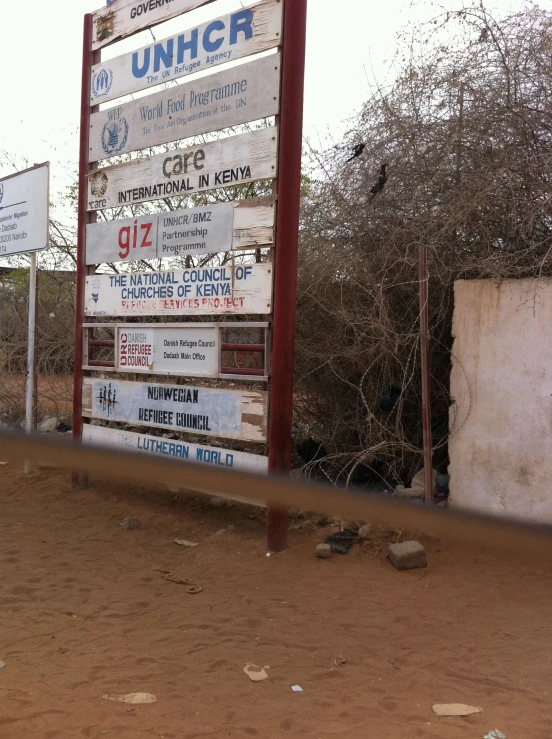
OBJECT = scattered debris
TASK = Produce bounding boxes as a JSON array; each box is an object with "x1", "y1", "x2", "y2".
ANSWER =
[
  {"x1": 0, "y1": 660, "x2": 5, "y2": 670},
  {"x1": 324, "y1": 530, "x2": 356, "y2": 554},
  {"x1": 37, "y1": 416, "x2": 58, "y2": 433},
  {"x1": 153, "y1": 568, "x2": 202, "y2": 594},
  {"x1": 316, "y1": 543, "x2": 332, "y2": 559},
  {"x1": 174, "y1": 539, "x2": 198, "y2": 548},
  {"x1": 291, "y1": 685, "x2": 303, "y2": 692},
  {"x1": 56, "y1": 421, "x2": 71, "y2": 433},
  {"x1": 0, "y1": 462, "x2": 7, "y2": 467},
  {"x1": 395, "y1": 467, "x2": 437, "y2": 499},
  {"x1": 358, "y1": 524, "x2": 371, "y2": 539},
  {"x1": 484, "y1": 731, "x2": 505, "y2": 739},
  {"x1": 120, "y1": 517, "x2": 140, "y2": 530},
  {"x1": 102, "y1": 692, "x2": 157, "y2": 704},
  {"x1": 243, "y1": 664, "x2": 269, "y2": 682},
  {"x1": 334, "y1": 656, "x2": 346, "y2": 666},
  {"x1": 167, "y1": 485, "x2": 181, "y2": 493},
  {"x1": 388, "y1": 540, "x2": 427, "y2": 570},
  {"x1": 432, "y1": 703, "x2": 482, "y2": 717},
  {"x1": 391, "y1": 660, "x2": 400, "y2": 670}
]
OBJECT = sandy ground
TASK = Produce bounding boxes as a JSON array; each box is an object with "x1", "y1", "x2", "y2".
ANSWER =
[{"x1": 0, "y1": 463, "x2": 551, "y2": 738}]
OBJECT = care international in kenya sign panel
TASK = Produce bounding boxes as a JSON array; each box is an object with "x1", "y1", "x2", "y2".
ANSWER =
[
  {"x1": 89, "y1": 54, "x2": 280, "y2": 161},
  {"x1": 84, "y1": 263, "x2": 272, "y2": 316},
  {"x1": 82, "y1": 378, "x2": 268, "y2": 442},
  {"x1": 87, "y1": 128, "x2": 277, "y2": 211},
  {"x1": 90, "y1": 0, "x2": 282, "y2": 105}
]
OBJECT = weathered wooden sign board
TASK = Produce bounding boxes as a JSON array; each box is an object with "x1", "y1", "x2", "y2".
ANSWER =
[
  {"x1": 85, "y1": 199, "x2": 274, "y2": 264},
  {"x1": 82, "y1": 378, "x2": 268, "y2": 441},
  {"x1": 87, "y1": 127, "x2": 277, "y2": 210},
  {"x1": 89, "y1": 54, "x2": 280, "y2": 161},
  {"x1": 84, "y1": 263, "x2": 272, "y2": 316},
  {"x1": 92, "y1": 0, "x2": 215, "y2": 50},
  {"x1": 91, "y1": 0, "x2": 282, "y2": 105},
  {"x1": 83, "y1": 423, "x2": 268, "y2": 472},
  {"x1": 115, "y1": 323, "x2": 219, "y2": 376},
  {"x1": 0, "y1": 163, "x2": 49, "y2": 257}
]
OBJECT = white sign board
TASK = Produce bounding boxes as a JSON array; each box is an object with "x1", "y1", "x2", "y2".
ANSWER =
[
  {"x1": 85, "y1": 263, "x2": 272, "y2": 317},
  {"x1": 89, "y1": 54, "x2": 280, "y2": 162},
  {"x1": 116, "y1": 324, "x2": 219, "y2": 376},
  {"x1": 0, "y1": 163, "x2": 49, "y2": 257},
  {"x1": 83, "y1": 423, "x2": 268, "y2": 473},
  {"x1": 86, "y1": 201, "x2": 274, "y2": 264},
  {"x1": 83, "y1": 378, "x2": 268, "y2": 441},
  {"x1": 87, "y1": 127, "x2": 277, "y2": 211},
  {"x1": 91, "y1": 0, "x2": 282, "y2": 105},
  {"x1": 93, "y1": 0, "x2": 215, "y2": 50}
]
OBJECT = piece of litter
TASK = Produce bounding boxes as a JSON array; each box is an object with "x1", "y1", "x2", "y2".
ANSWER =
[
  {"x1": 102, "y1": 692, "x2": 157, "y2": 704},
  {"x1": 334, "y1": 656, "x2": 346, "y2": 666},
  {"x1": 391, "y1": 660, "x2": 400, "y2": 670},
  {"x1": 0, "y1": 661, "x2": 5, "y2": 670},
  {"x1": 484, "y1": 732, "x2": 506, "y2": 739},
  {"x1": 291, "y1": 685, "x2": 303, "y2": 692},
  {"x1": 432, "y1": 703, "x2": 482, "y2": 717},
  {"x1": 244, "y1": 664, "x2": 269, "y2": 682},
  {"x1": 174, "y1": 539, "x2": 199, "y2": 548},
  {"x1": 266, "y1": 553, "x2": 271, "y2": 557}
]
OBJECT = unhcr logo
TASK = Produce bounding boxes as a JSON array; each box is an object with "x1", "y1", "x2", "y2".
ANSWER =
[
  {"x1": 101, "y1": 118, "x2": 129, "y2": 155},
  {"x1": 92, "y1": 68, "x2": 114, "y2": 99}
]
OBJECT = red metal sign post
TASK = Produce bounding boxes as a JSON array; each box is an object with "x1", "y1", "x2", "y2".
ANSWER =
[{"x1": 266, "y1": 0, "x2": 308, "y2": 552}]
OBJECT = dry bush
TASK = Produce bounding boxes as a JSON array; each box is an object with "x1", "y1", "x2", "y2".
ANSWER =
[{"x1": 295, "y1": 2, "x2": 552, "y2": 486}]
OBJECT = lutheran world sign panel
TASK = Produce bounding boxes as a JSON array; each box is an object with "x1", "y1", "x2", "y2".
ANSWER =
[
  {"x1": 89, "y1": 54, "x2": 280, "y2": 161},
  {"x1": 84, "y1": 263, "x2": 272, "y2": 317},
  {"x1": 87, "y1": 128, "x2": 277, "y2": 211},
  {"x1": 90, "y1": 0, "x2": 282, "y2": 105}
]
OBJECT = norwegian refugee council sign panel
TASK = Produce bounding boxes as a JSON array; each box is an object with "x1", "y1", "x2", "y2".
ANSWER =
[
  {"x1": 0, "y1": 163, "x2": 49, "y2": 257},
  {"x1": 77, "y1": 0, "x2": 285, "y2": 481}
]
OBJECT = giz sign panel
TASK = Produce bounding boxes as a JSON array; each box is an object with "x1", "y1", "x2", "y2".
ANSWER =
[
  {"x1": 83, "y1": 424, "x2": 268, "y2": 473},
  {"x1": 91, "y1": 0, "x2": 282, "y2": 105},
  {"x1": 86, "y1": 202, "x2": 234, "y2": 264},
  {"x1": 116, "y1": 324, "x2": 219, "y2": 376},
  {"x1": 87, "y1": 127, "x2": 277, "y2": 211},
  {"x1": 0, "y1": 163, "x2": 49, "y2": 257},
  {"x1": 93, "y1": 0, "x2": 214, "y2": 50},
  {"x1": 82, "y1": 378, "x2": 268, "y2": 442},
  {"x1": 84, "y1": 263, "x2": 272, "y2": 317},
  {"x1": 89, "y1": 54, "x2": 280, "y2": 162}
]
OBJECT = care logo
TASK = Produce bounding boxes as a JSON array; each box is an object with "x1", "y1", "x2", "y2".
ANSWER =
[
  {"x1": 90, "y1": 171, "x2": 109, "y2": 197},
  {"x1": 92, "y1": 68, "x2": 113, "y2": 99},
  {"x1": 0, "y1": 182, "x2": 4, "y2": 206},
  {"x1": 101, "y1": 118, "x2": 129, "y2": 155}
]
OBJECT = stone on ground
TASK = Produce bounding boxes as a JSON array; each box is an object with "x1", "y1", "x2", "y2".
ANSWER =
[
  {"x1": 315, "y1": 543, "x2": 332, "y2": 559},
  {"x1": 388, "y1": 540, "x2": 427, "y2": 570},
  {"x1": 37, "y1": 417, "x2": 58, "y2": 433},
  {"x1": 120, "y1": 517, "x2": 140, "y2": 530}
]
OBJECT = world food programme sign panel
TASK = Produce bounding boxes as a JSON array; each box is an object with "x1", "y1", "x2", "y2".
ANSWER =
[
  {"x1": 82, "y1": 378, "x2": 268, "y2": 442},
  {"x1": 85, "y1": 201, "x2": 274, "y2": 264},
  {"x1": 92, "y1": 0, "x2": 214, "y2": 51},
  {"x1": 90, "y1": 0, "x2": 282, "y2": 105},
  {"x1": 87, "y1": 128, "x2": 277, "y2": 211},
  {"x1": 115, "y1": 324, "x2": 219, "y2": 376},
  {"x1": 0, "y1": 163, "x2": 49, "y2": 257},
  {"x1": 84, "y1": 263, "x2": 272, "y2": 317},
  {"x1": 89, "y1": 54, "x2": 280, "y2": 162},
  {"x1": 83, "y1": 424, "x2": 268, "y2": 473}
]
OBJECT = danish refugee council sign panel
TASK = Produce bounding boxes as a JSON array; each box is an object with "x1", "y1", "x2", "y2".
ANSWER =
[
  {"x1": 85, "y1": 201, "x2": 274, "y2": 264},
  {"x1": 84, "y1": 262, "x2": 272, "y2": 317},
  {"x1": 87, "y1": 127, "x2": 277, "y2": 211},
  {"x1": 114, "y1": 323, "x2": 219, "y2": 376},
  {"x1": 91, "y1": 0, "x2": 282, "y2": 105},
  {"x1": 89, "y1": 54, "x2": 281, "y2": 161},
  {"x1": 93, "y1": 0, "x2": 217, "y2": 50},
  {"x1": 82, "y1": 378, "x2": 268, "y2": 442},
  {"x1": 83, "y1": 424, "x2": 268, "y2": 473},
  {"x1": 0, "y1": 163, "x2": 49, "y2": 257}
]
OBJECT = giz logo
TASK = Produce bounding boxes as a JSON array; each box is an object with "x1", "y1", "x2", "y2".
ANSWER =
[{"x1": 119, "y1": 219, "x2": 154, "y2": 259}]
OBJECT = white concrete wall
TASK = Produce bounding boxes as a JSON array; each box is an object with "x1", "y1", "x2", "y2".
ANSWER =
[{"x1": 449, "y1": 278, "x2": 552, "y2": 523}]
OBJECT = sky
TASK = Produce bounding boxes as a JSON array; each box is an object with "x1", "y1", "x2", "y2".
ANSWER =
[{"x1": 0, "y1": 0, "x2": 541, "y2": 204}]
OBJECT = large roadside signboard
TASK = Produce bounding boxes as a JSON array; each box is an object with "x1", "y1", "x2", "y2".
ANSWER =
[
  {"x1": 91, "y1": 1, "x2": 282, "y2": 105},
  {"x1": 89, "y1": 54, "x2": 280, "y2": 161},
  {"x1": 0, "y1": 163, "x2": 49, "y2": 257},
  {"x1": 83, "y1": 378, "x2": 268, "y2": 441}
]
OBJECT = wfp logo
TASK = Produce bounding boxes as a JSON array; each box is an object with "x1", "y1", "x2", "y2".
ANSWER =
[
  {"x1": 0, "y1": 183, "x2": 3, "y2": 205},
  {"x1": 101, "y1": 117, "x2": 129, "y2": 155},
  {"x1": 92, "y1": 68, "x2": 113, "y2": 99}
]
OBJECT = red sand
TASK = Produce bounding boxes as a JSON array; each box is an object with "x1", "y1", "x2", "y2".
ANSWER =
[{"x1": 0, "y1": 463, "x2": 551, "y2": 738}]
